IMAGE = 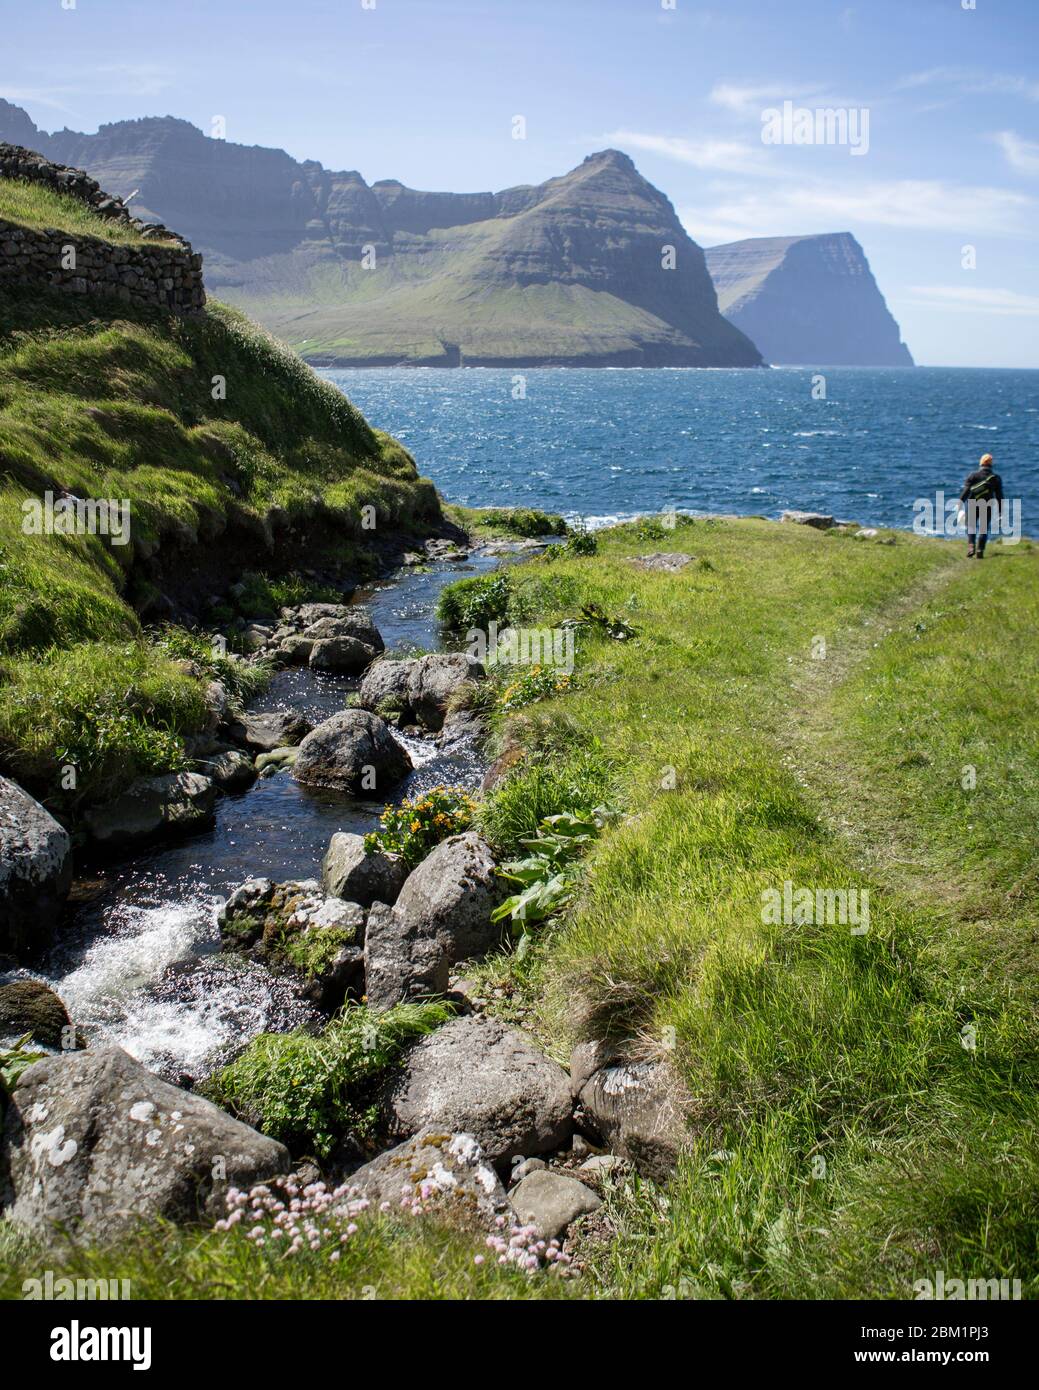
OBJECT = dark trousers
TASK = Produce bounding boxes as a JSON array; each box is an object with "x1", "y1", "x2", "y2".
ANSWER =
[{"x1": 967, "y1": 529, "x2": 989, "y2": 555}]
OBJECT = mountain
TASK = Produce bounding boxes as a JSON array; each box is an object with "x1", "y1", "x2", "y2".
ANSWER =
[
  {"x1": 704, "y1": 233, "x2": 913, "y2": 366},
  {"x1": 0, "y1": 102, "x2": 761, "y2": 368}
]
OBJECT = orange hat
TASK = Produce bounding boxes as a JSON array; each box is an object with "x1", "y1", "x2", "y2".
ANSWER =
[{"x1": 980, "y1": 454, "x2": 994, "y2": 467}]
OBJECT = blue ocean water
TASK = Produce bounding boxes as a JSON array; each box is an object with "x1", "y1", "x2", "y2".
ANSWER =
[{"x1": 322, "y1": 366, "x2": 1039, "y2": 535}]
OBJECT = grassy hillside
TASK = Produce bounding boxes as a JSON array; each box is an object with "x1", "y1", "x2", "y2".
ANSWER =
[
  {"x1": 0, "y1": 178, "x2": 440, "y2": 814},
  {"x1": 0, "y1": 176, "x2": 179, "y2": 246},
  {"x1": 4, "y1": 517, "x2": 1035, "y2": 1299}
]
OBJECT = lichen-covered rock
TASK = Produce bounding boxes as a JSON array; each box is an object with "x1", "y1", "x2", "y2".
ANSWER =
[
  {"x1": 0, "y1": 1048, "x2": 288, "y2": 1240},
  {"x1": 358, "y1": 658, "x2": 417, "y2": 721},
  {"x1": 781, "y1": 510, "x2": 835, "y2": 529},
  {"x1": 363, "y1": 833, "x2": 504, "y2": 1011},
  {"x1": 322, "y1": 832, "x2": 408, "y2": 907},
  {"x1": 292, "y1": 710, "x2": 412, "y2": 795},
  {"x1": 217, "y1": 877, "x2": 365, "y2": 1010},
  {"x1": 381, "y1": 1014, "x2": 574, "y2": 1168},
  {"x1": 0, "y1": 980, "x2": 73, "y2": 1049},
  {"x1": 254, "y1": 746, "x2": 298, "y2": 774},
  {"x1": 346, "y1": 1129, "x2": 510, "y2": 1232},
  {"x1": 82, "y1": 772, "x2": 216, "y2": 849},
  {"x1": 0, "y1": 776, "x2": 72, "y2": 959},
  {"x1": 303, "y1": 610, "x2": 384, "y2": 651},
  {"x1": 406, "y1": 653, "x2": 485, "y2": 731},
  {"x1": 509, "y1": 1170, "x2": 601, "y2": 1239}
]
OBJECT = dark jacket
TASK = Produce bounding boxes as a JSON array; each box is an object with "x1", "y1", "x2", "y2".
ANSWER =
[{"x1": 960, "y1": 468, "x2": 1003, "y2": 504}]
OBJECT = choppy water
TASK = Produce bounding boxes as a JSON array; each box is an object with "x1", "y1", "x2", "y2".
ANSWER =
[
  {"x1": 322, "y1": 366, "x2": 1039, "y2": 534},
  {"x1": 4, "y1": 553, "x2": 497, "y2": 1079}
]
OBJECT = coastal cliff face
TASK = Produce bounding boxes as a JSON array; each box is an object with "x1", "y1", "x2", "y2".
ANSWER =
[
  {"x1": 705, "y1": 232, "x2": 914, "y2": 366},
  {"x1": 0, "y1": 102, "x2": 761, "y2": 368}
]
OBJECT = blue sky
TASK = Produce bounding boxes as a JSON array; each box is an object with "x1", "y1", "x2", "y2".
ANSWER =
[{"x1": 4, "y1": 0, "x2": 1038, "y2": 366}]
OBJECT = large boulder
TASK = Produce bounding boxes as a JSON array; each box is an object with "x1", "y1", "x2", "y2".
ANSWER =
[
  {"x1": 347, "y1": 1129, "x2": 511, "y2": 1232},
  {"x1": 293, "y1": 710, "x2": 412, "y2": 795},
  {"x1": 0, "y1": 777, "x2": 72, "y2": 959},
  {"x1": 574, "y1": 1054, "x2": 690, "y2": 1181},
  {"x1": 358, "y1": 658, "x2": 418, "y2": 721},
  {"x1": 321, "y1": 832, "x2": 408, "y2": 907},
  {"x1": 227, "y1": 709, "x2": 313, "y2": 753},
  {"x1": 82, "y1": 772, "x2": 216, "y2": 849},
  {"x1": 406, "y1": 653, "x2": 485, "y2": 731},
  {"x1": 0, "y1": 980, "x2": 73, "y2": 1050},
  {"x1": 509, "y1": 1170, "x2": 601, "y2": 1240},
  {"x1": 305, "y1": 611, "x2": 383, "y2": 674},
  {"x1": 0, "y1": 1047, "x2": 289, "y2": 1240},
  {"x1": 202, "y1": 748, "x2": 257, "y2": 792},
  {"x1": 363, "y1": 833, "x2": 503, "y2": 1011},
  {"x1": 781, "y1": 509, "x2": 835, "y2": 529},
  {"x1": 381, "y1": 1014, "x2": 573, "y2": 1168}
]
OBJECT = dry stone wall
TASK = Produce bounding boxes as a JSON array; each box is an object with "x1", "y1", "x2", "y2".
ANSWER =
[{"x1": 0, "y1": 142, "x2": 204, "y2": 313}]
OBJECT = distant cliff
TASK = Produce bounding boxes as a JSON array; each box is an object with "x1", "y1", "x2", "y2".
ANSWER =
[
  {"x1": 0, "y1": 102, "x2": 761, "y2": 369},
  {"x1": 705, "y1": 233, "x2": 913, "y2": 366}
]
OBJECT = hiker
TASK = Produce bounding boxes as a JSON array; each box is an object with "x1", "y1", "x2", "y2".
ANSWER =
[{"x1": 959, "y1": 453, "x2": 1003, "y2": 558}]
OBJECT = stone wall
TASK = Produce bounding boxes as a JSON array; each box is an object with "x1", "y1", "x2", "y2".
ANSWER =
[{"x1": 0, "y1": 142, "x2": 205, "y2": 314}]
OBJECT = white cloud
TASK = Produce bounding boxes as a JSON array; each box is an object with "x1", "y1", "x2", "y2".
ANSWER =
[
  {"x1": 681, "y1": 178, "x2": 1034, "y2": 245},
  {"x1": 993, "y1": 130, "x2": 1039, "y2": 175},
  {"x1": 602, "y1": 129, "x2": 770, "y2": 176},
  {"x1": 898, "y1": 68, "x2": 1039, "y2": 102},
  {"x1": 901, "y1": 285, "x2": 1039, "y2": 317}
]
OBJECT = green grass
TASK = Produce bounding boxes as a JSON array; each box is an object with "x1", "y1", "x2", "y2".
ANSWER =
[
  {"x1": 0, "y1": 177, "x2": 179, "y2": 246},
  {"x1": 0, "y1": 275, "x2": 440, "y2": 810},
  {"x1": 473, "y1": 516, "x2": 1039, "y2": 1297},
  {"x1": 445, "y1": 503, "x2": 568, "y2": 540}
]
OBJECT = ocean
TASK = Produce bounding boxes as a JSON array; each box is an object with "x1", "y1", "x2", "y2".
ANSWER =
[{"x1": 321, "y1": 366, "x2": 1039, "y2": 536}]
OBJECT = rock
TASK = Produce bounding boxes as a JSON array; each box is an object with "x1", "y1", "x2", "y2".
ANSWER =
[
  {"x1": 203, "y1": 749, "x2": 257, "y2": 792},
  {"x1": 309, "y1": 635, "x2": 379, "y2": 674},
  {"x1": 363, "y1": 900, "x2": 450, "y2": 1011},
  {"x1": 437, "y1": 709, "x2": 485, "y2": 752},
  {"x1": 277, "y1": 635, "x2": 314, "y2": 665},
  {"x1": 0, "y1": 980, "x2": 72, "y2": 1049},
  {"x1": 254, "y1": 745, "x2": 298, "y2": 773},
  {"x1": 579, "y1": 1153, "x2": 630, "y2": 1176},
  {"x1": 293, "y1": 710, "x2": 412, "y2": 795},
  {"x1": 363, "y1": 833, "x2": 503, "y2": 1011},
  {"x1": 358, "y1": 658, "x2": 417, "y2": 720},
  {"x1": 855, "y1": 528, "x2": 879, "y2": 539},
  {"x1": 217, "y1": 875, "x2": 365, "y2": 989},
  {"x1": 393, "y1": 832, "x2": 502, "y2": 964},
  {"x1": 0, "y1": 1048, "x2": 289, "y2": 1240},
  {"x1": 406, "y1": 653, "x2": 485, "y2": 731},
  {"x1": 510, "y1": 1157, "x2": 547, "y2": 1183},
  {"x1": 630, "y1": 552, "x2": 693, "y2": 572},
  {"x1": 83, "y1": 772, "x2": 216, "y2": 849},
  {"x1": 575, "y1": 1057, "x2": 690, "y2": 1181},
  {"x1": 228, "y1": 710, "x2": 313, "y2": 753},
  {"x1": 509, "y1": 1170, "x2": 601, "y2": 1239},
  {"x1": 322, "y1": 832, "x2": 408, "y2": 907},
  {"x1": 780, "y1": 510, "x2": 835, "y2": 529},
  {"x1": 0, "y1": 777, "x2": 72, "y2": 959},
  {"x1": 203, "y1": 679, "x2": 231, "y2": 729},
  {"x1": 381, "y1": 1014, "x2": 573, "y2": 1168},
  {"x1": 346, "y1": 1129, "x2": 510, "y2": 1232},
  {"x1": 302, "y1": 611, "x2": 383, "y2": 652}
]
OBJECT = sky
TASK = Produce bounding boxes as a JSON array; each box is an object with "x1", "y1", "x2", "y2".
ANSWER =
[{"x1": 3, "y1": 0, "x2": 1038, "y2": 367}]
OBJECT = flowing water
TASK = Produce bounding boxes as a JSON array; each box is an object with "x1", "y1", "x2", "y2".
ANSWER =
[{"x1": 4, "y1": 552, "x2": 498, "y2": 1081}]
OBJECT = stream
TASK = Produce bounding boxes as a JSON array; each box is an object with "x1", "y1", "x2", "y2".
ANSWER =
[{"x1": 8, "y1": 550, "x2": 499, "y2": 1083}]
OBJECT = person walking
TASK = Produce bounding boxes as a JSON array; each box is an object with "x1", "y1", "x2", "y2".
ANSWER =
[{"x1": 959, "y1": 453, "x2": 1003, "y2": 558}]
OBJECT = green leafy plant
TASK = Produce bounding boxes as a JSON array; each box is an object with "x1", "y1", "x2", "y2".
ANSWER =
[
  {"x1": 364, "y1": 786, "x2": 477, "y2": 869},
  {"x1": 436, "y1": 572, "x2": 512, "y2": 631},
  {"x1": 202, "y1": 1000, "x2": 454, "y2": 1157},
  {"x1": 491, "y1": 807, "x2": 616, "y2": 955},
  {"x1": 0, "y1": 1035, "x2": 45, "y2": 1105},
  {"x1": 565, "y1": 529, "x2": 598, "y2": 556},
  {"x1": 498, "y1": 664, "x2": 573, "y2": 714},
  {"x1": 578, "y1": 603, "x2": 638, "y2": 641},
  {"x1": 152, "y1": 625, "x2": 270, "y2": 706}
]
